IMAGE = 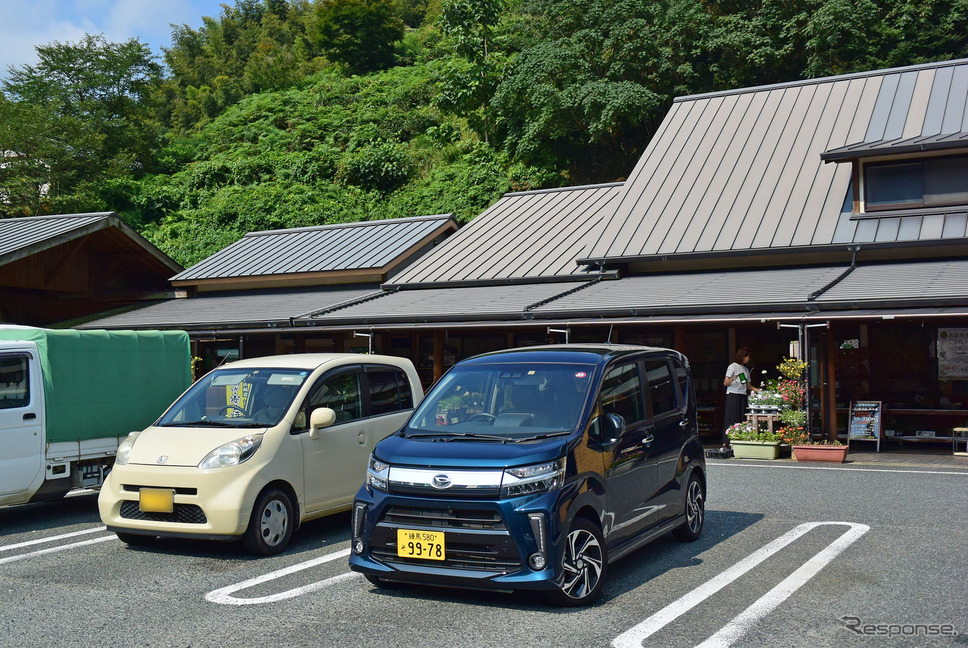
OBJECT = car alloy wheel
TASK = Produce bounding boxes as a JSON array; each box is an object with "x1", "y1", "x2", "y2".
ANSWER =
[
  {"x1": 673, "y1": 474, "x2": 705, "y2": 542},
  {"x1": 552, "y1": 518, "x2": 606, "y2": 606}
]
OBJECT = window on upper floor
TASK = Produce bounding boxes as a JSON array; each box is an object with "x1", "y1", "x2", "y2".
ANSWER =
[{"x1": 864, "y1": 155, "x2": 968, "y2": 211}]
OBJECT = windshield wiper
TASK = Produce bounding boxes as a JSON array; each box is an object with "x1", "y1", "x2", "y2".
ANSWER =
[
  {"x1": 512, "y1": 431, "x2": 572, "y2": 442},
  {"x1": 407, "y1": 431, "x2": 513, "y2": 443},
  {"x1": 162, "y1": 419, "x2": 236, "y2": 427}
]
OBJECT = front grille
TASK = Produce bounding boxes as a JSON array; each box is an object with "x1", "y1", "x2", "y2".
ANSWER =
[
  {"x1": 371, "y1": 505, "x2": 520, "y2": 573},
  {"x1": 120, "y1": 500, "x2": 207, "y2": 524},
  {"x1": 384, "y1": 506, "x2": 505, "y2": 530},
  {"x1": 122, "y1": 484, "x2": 198, "y2": 495}
]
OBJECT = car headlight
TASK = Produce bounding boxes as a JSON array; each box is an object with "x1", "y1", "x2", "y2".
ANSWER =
[
  {"x1": 114, "y1": 432, "x2": 139, "y2": 466},
  {"x1": 198, "y1": 434, "x2": 263, "y2": 469},
  {"x1": 501, "y1": 459, "x2": 565, "y2": 498},
  {"x1": 367, "y1": 455, "x2": 390, "y2": 491}
]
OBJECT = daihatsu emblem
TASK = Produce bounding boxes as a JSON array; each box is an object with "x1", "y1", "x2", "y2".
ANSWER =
[
  {"x1": 431, "y1": 474, "x2": 452, "y2": 489},
  {"x1": 157, "y1": 455, "x2": 168, "y2": 464}
]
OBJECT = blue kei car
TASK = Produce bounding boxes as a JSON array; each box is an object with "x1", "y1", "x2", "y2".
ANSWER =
[{"x1": 348, "y1": 344, "x2": 706, "y2": 606}]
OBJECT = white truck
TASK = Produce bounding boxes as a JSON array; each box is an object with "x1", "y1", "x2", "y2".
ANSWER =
[{"x1": 0, "y1": 326, "x2": 192, "y2": 507}]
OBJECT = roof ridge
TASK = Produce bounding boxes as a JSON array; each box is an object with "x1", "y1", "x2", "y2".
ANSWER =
[
  {"x1": 0, "y1": 212, "x2": 115, "y2": 222},
  {"x1": 244, "y1": 214, "x2": 455, "y2": 237},
  {"x1": 502, "y1": 182, "x2": 624, "y2": 198},
  {"x1": 676, "y1": 57, "x2": 968, "y2": 103}
]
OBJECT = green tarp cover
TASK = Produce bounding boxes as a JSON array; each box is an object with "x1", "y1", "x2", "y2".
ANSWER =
[{"x1": 0, "y1": 328, "x2": 192, "y2": 443}]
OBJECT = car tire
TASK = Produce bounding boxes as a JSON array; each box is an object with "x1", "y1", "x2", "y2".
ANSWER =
[
  {"x1": 672, "y1": 474, "x2": 705, "y2": 542},
  {"x1": 243, "y1": 488, "x2": 294, "y2": 556},
  {"x1": 115, "y1": 532, "x2": 155, "y2": 546},
  {"x1": 547, "y1": 517, "x2": 607, "y2": 607}
]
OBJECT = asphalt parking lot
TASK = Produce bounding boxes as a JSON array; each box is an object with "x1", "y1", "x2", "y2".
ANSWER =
[{"x1": 3, "y1": 454, "x2": 967, "y2": 648}]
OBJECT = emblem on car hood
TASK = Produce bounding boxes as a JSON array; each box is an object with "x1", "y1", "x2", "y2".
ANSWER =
[{"x1": 431, "y1": 474, "x2": 452, "y2": 489}]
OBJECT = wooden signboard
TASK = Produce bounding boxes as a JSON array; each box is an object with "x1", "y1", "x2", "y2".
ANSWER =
[{"x1": 848, "y1": 401, "x2": 882, "y2": 452}]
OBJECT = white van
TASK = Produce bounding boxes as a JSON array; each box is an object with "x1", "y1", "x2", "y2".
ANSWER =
[{"x1": 98, "y1": 353, "x2": 423, "y2": 555}]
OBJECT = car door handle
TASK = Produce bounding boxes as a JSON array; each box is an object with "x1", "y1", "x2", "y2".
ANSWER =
[
  {"x1": 23, "y1": 412, "x2": 36, "y2": 420},
  {"x1": 642, "y1": 433, "x2": 654, "y2": 447},
  {"x1": 679, "y1": 417, "x2": 689, "y2": 428}
]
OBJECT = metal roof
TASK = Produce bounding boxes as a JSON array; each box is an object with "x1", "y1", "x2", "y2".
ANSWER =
[
  {"x1": 386, "y1": 184, "x2": 623, "y2": 287},
  {"x1": 0, "y1": 212, "x2": 180, "y2": 272},
  {"x1": 302, "y1": 281, "x2": 591, "y2": 325},
  {"x1": 79, "y1": 286, "x2": 381, "y2": 330},
  {"x1": 529, "y1": 266, "x2": 847, "y2": 318},
  {"x1": 581, "y1": 58, "x2": 968, "y2": 265},
  {"x1": 814, "y1": 258, "x2": 968, "y2": 306},
  {"x1": 171, "y1": 215, "x2": 457, "y2": 282}
]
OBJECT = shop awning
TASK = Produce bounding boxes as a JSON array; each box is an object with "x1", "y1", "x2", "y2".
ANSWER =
[
  {"x1": 300, "y1": 281, "x2": 591, "y2": 325},
  {"x1": 79, "y1": 285, "x2": 382, "y2": 330}
]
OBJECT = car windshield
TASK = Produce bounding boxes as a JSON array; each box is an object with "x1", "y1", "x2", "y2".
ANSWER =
[
  {"x1": 407, "y1": 362, "x2": 596, "y2": 440},
  {"x1": 157, "y1": 368, "x2": 307, "y2": 429}
]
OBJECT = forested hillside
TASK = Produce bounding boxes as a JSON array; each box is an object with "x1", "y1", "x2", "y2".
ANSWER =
[{"x1": 2, "y1": 0, "x2": 967, "y2": 267}]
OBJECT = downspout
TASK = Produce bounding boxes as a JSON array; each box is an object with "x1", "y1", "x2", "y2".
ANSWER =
[{"x1": 808, "y1": 246, "x2": 860, "y2": 303}]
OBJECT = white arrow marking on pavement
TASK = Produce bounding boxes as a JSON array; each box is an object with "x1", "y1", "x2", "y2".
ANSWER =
[
  {"x1": 205, "y1": 547, "x2": 358, "y2": 605},
  {"x1": 612, "y1": 521, "x2": 870, "y2": 648}
]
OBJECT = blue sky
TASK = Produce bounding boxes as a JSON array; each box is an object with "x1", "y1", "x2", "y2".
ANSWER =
[{"x1": 0, "y1": 0, "x2": 229, "y2": 77}]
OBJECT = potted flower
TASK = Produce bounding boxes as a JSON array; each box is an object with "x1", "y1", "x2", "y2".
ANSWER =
[
  {"x1": 727, "y1": 421, "x2": 782, "y2": 459},
  {"x1": 791, "y1": 435, "x2": 848, "y2": 463}
]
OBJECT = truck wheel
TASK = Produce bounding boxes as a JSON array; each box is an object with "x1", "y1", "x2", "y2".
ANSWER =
[
  {"x1": 547, "y1": 518, "x2": 607, "y2": 607},
  {"x1": 115, "y1": 532, "x2": 155, "y2": 546},
  {"x1": 672, "y1": 474, "x2": 705, "y2": 542},
  {"x1": 243, "y1": 488, "x2": 293, "y2": 556}
]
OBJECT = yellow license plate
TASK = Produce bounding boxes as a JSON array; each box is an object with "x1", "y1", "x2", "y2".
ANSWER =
[
  {"x1": 139, "y1": 488, "x2": 174, "y2": 513},
  {"x1": 397, "y1": 529, "x2": 445, "y2": 561}
]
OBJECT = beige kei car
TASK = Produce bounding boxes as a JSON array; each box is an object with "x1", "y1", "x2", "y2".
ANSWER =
[{"x1": 98, "y1": 353, "x2": 423, "y2": 555}]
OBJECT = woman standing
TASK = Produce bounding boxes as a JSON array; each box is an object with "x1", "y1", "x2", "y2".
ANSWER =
[{"x1": 722, "y1": 346, "x2": 758, "y2": 447}]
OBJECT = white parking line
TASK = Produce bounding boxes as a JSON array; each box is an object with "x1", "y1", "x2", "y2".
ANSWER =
[
  {"x1": 205, "y1": 547, "x2": 358, "y2": 605},
  {"x1": 611, "y1": 521, "x2": 870, "y2": 648},
  {"x1": 0, "y1": 526, "x2": 107, "y2": 553},
  {"x1": 711, "y1": 462, "x2": 968, "y2": 476},
  {"x1": 0, "y1": 534, "x2": 116, "y2": 565}
]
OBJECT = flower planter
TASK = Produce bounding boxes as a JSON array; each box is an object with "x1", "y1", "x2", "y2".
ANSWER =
[
  {"x1": 731, "y1": 440, "x2": 781, "y2": 460},
  {"x1": 792, "y1": 444, "x2": 848, "y2": 463}
]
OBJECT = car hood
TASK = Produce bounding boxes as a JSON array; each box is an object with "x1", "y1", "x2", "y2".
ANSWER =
[
  {"x1": 126, "y1": 426, "x2": 266, "y2": 467},
  {"x1": 373, "y1": 433, "x2": 573, "y2": 469}
]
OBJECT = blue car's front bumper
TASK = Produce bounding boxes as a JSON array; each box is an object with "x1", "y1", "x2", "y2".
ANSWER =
[{"x1": 348, "y1": 484, "x2": 572, "y2": 592}]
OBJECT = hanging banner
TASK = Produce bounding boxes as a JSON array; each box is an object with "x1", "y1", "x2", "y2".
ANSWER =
[{"x1": 938, "y1": 328, "x2": 968, "y2": 379}]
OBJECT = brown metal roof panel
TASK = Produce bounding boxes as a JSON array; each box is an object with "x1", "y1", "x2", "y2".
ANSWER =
[
  {"x1": 308, "y1": 282, "x2": 589, "y2": 322},
  {"x1": 587, "y1": 102, "x2": 696, "y2": 260},
  {"x1": 884, "y1": 71, "x2": 919, "y2": 140},
  {"x1": 942, "y1": 212, "x2": 968, "y2": 237},
  {"x1": 81, "y1": 286, "x2": 381, "y2": 329},
  {"x1": 902, "y1": 69, "x2": 935, "y2": 138},
  {"x1": 0, "y1": 214, "x2": 107, "y2": 258},
  {"x1": 674, "y1": 91, "x2": 763, "y2": 253},
  {"x1": 791, "y1": 79, "x2": 861, "y2": 246},
  {"x1": 816, "y1": 259, "x2": 968, "y2": 303},
  {"x1": 630, "y1": 95, "x2": 729, "y2": 255},
  {"x1": 873, "y1": 218, "x2": 900, "y2": 242},
  {"x1": 897, "y1": 216, "x2": 923, "y2": 240},
  {"x1": 942, "y1": 64, "x2": 968, "y2": 133},
  {"x1": 923, "y1": 65, "x2": 954, "y2": 135},
  {"x1": 714, "y1": 87, "x2": 804, "y2": 251},
  {"x1": 753, "y1": 83, "x2": 835, "y2": 249},
  {"x1": 865, "y1": 73, "x2": 902, "y2": 141},
  {"x1": 532, "y1": 266, "x2": 846, "y2": 316}
]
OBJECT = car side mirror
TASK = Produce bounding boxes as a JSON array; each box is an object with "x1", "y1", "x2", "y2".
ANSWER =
[
  {"x1": 308, "y1": 407, "x2": 337, "y2": 440},
  {"x1": 602, "y1": 413, "x2": 626, "y2": 445}
]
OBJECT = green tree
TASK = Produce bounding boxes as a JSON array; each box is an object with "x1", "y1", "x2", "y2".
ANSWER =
[
  {"x1": 492, "y1": 0, "x2": 712, "y2": 181},
  {"x1": 2, "y1": 34, "x2": 162, "y2": 171},
  {"x1": 309, "y1": 0, "x2": 404, "y2": 74}
]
